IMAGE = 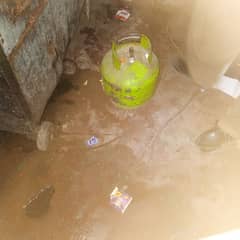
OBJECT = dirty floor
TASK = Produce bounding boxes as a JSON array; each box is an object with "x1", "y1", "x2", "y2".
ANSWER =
[{"x1": 1, "y1": 2, "x2": 240, "y2": 240}]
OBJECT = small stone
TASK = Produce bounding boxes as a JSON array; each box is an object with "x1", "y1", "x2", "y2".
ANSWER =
[
  {"x1": 75, "y1": 49, "x2": 92, "y2": 70},
  {"x1": 75, "y1": 49, "x2": 99, "y2": 72},
  {"x1": 63, "y1": 59, "x2": 77, "y2": 75},
  {"x1": 62, "y1": 123, "x2": 69, "y2": 131},
  {"x1": 83, "y1": 80, "x2": 88, "y2": 86}
]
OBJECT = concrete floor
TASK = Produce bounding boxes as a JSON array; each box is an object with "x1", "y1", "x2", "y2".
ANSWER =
[{"x1": 0, "y1": 2, "x2": 240, "y2": 240}]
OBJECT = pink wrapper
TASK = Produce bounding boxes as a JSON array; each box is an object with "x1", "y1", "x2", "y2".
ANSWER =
[{"x1": 110, "y1": 187, "x2": 133, "y2": 214}]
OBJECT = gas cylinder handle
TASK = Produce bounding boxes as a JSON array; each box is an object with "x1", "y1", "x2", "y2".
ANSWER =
[
  {"x1": 117, "y1": 33, "x2": 142, "y2": 45},
  {"x1": 112, "y1": 34, "x2": 153, "y2": 70}
]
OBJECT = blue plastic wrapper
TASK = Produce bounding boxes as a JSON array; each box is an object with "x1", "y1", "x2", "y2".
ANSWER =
[{"x1": 87, "y1": 136, "x2": 99, "y2": 147}]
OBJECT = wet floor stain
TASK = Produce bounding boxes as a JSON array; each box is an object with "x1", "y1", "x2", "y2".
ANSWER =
[{"x1": 23, "y1": 185, "x2": 55, "y2": 218}]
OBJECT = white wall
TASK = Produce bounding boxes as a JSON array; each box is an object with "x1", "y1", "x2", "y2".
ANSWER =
[{"x1": 187, "y1": 0, "x2": 240, "y2": 88}]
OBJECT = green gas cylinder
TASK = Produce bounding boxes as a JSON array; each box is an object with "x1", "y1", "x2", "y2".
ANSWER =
[{"x1": 101, "y1": 34, "x2": 160, "y2": 108}]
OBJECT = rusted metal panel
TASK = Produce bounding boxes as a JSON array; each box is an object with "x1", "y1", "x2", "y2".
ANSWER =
[
  {"x1": 0, "y1": 45, "x2": 30, "y2": 119},
  {"x1": 0, "y1": 0, "x2": 85, "y2": 134}
]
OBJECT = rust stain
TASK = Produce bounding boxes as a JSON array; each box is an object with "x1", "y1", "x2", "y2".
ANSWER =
[
  {"x1": 0, "y1": 0, "x2": 32, "y2": 22},
  {"x1": 47, "y1": 40, "x2": 56, "y2": 56},
  {"x1": 8, "y1": 0, "x2": 48, "y2": 62},
  {"x1": 14, "y1": 0, "x2": 32, "y2": 20}
]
